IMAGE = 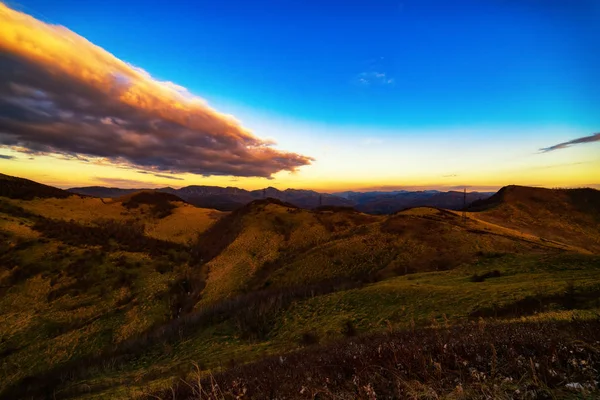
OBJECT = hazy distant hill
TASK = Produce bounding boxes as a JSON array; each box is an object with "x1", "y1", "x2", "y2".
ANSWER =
[
  {"x1": 346, "y1": 190, "x2": 494, "y2": 214},
  {"x1": 65, "y1": 186, "x2": 145, "y2": 198},
  {"x1": 69, "y1": 184, "x2": 493, "y2": 213}
]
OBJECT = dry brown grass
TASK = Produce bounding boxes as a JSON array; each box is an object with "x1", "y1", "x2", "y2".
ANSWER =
[
  {"x1": 5, "y1": 196, "x2": 222, "y2": 245},
  {"x1": 468, "y1": 186, "x2": 600, "y2": 253}
]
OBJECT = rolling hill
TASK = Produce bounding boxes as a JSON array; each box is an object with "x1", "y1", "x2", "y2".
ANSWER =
[
  {"x1": 1, "y1": 174, "x2": 599, "y2": 399},
  {"x1": 0, "y1": 173, "x2": 74, "y2": 200},
  {"x1": 467, "y1": 185, "x2": 600, "y2": 252}
]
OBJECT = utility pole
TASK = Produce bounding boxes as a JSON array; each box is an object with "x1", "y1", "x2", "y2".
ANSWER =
[
  {"x1": 462, "y1": 187, "x2": 467, "y2": 224},
  {"x1": 263, "y1": 188, "x2": 266, "y2": 199},
  {"x1": 319, "y1": 194, "x2": 322, "y2": 207}
]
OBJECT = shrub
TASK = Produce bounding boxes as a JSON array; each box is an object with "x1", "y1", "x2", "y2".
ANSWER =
[
  {"x1": 299, "y1": 331, "x2": 319, "y2": 346},
  {"x1": 341, "y1": 319, "x2": 357, "y2": 337},
  {"x1": 564, "y1": 280, "x2": 577, "y2": 310},
  {"x1": 470, "y1": 270, "x2": 502, "y2": 282}
]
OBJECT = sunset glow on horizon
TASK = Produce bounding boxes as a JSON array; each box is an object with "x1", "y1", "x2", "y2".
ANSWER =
[{"x1": 1, "y1": 1, "x2": 599, "y2": 192}]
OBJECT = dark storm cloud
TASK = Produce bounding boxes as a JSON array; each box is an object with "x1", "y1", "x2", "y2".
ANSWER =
[
  {"x1": 540, "y1": 133, "x2": 600, "y2": 152},
  {"x1": 0, "y1": 3, "x2": 313, "y2": 177}
]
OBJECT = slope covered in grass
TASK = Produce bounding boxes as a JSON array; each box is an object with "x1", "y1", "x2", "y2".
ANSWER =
[
  {"x1": 1, "y1": 178, "x2": 599, "y2": 399},
  {"x1": 6, "y1": 252, "x2": 599, "y2": 399},
  {"x1": 158, "y1": 319, "x2": 600, "y2": 400},
  {"x1": 0, "y1": 193, "x2": 223, "y2": 393},
  {"x1": 5, "y1": 192, "x2": 224, "y2": 245},
  {"x1": 196, "y1": 201, "x2": 572, "y2": 305},
  {"x1": 468, "y1": 185, "x2": 600, "y2": 252},
  {"x1": 0, "y1": 173, "x2": 73, "y2": 200}
]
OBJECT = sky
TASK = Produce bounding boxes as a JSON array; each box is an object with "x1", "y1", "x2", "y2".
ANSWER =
[{"x1": 0, "y1": 0, "x2": 599, "y2": 192}]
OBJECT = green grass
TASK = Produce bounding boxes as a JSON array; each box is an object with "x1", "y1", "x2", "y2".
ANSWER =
[
  {"x1": 1, "y1": 196, "x2": 600, "y2": 399},
  {"x1": 34, "y1": 252, "x2": 600, "y2": 399},
  {"x1": 272, "y1": 253, "x2": 600, "y2": 341}
]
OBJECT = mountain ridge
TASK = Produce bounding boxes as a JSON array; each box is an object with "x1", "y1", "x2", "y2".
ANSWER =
[{"x1": 68, "y1": 183, "x2": 494, "y2": 213}]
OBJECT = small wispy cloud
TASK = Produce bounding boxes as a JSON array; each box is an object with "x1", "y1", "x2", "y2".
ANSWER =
[
  {"x1": 137, "y1": 171, "x2": 184, "y2": 180},
  {"x1": 354, "y1": 72, "x2": 395, "y2": 87},
  {"x1": 94, "y1": 177, "x2": 165, "y2": 188},
  {"x1": 0, "y1": 154, "x2": 15, "y2": 160},
  {"x1": 442, "y1": 174, "x2": 458, "y2": 178},
  {"x1": 539, "y1": 133, "x2": 600, "y2": 152}
]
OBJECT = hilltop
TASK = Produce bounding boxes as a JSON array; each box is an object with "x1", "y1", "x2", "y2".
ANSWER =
[
  {"x1": 467, "y1": 185, "x2": 600, "y2": 252},
  {"x1": 0, "y1": 173, "x2": 74, "y2": 200},
  {"x1": 0, "y1": 174, "x2": 599, "y2": 399}
]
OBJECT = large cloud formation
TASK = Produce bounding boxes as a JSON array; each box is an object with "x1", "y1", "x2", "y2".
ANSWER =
[
  {"x1": 0, "y1": 3, "x2": 313, "y2": 177},
  {"x1": 540, "y1": 133, "x2": 600, "y2": 153}
]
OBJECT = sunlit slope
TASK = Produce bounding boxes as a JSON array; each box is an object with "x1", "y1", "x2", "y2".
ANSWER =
[
  {"x1": 0, "y1": 203, "x2": 188, "y2": 391},
  {"x1": 197, "y1": 200, "x2": 569, "y2": 304},
  {"x1": 6, "y1": 191, "x2": 224, "y2": 244},
  {"x1": 467, "y1": 185, "x2": 600, "y2": 253},
  {"x1": 0, "y1": 190, "x2": 223, "y2": 390},
  {"x1": 196, "y1": 200, "x2": 381, "y2": 303}
]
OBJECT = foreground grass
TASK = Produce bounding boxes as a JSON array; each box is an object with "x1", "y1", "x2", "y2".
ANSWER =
[
  {"x1": 10, "y1": 252, "x2": 598, "y2": 399},
  {"x1": 155, "y1": 319, "x2": 600, "y2": 399}
]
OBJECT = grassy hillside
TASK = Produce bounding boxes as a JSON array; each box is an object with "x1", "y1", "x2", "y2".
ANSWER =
[
  {"x1": 0, "y1": 177, "x2": 599, "y2": 399},
  {"x1": 0, "y1": 173, "x2": 73, "y2": 200},
  {"x1": 0, "y1": 191, "x2": 222, "y2": 394},
  {"x1": 195, "y1": 201, "x2": 578, "y2": 305},
  {"x1": 6, "y1": 192, "x2": 224, "y2": 245},
  {"x1": 6, "y1": 252, "x2": 599, "y2": 399},
  {"x1": 468, "y1": 185, "x2": 600, "y2": 253}
]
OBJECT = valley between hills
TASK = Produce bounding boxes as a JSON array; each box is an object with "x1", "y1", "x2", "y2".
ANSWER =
[{"x1": 1, "y1": 172, "x2": 599, "y2": 399}]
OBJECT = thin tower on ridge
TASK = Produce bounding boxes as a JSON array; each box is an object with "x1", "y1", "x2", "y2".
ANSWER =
[{"x1": 462, "y1": 187, "x2": 467, "y2": 224}]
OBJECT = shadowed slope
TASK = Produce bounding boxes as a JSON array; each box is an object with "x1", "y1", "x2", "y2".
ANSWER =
[
  {"x1": 468, "y1": 185, "x2": 600, "y2": 253},
  {"x1": 195, "y1": 203, "x2": 565, "y2": 305},
  {"x1": 0, "y1": 173, "x2": 73, "y2": 200},
  {"x1": 116, "y1": 190, "x2": 186, "y2": 205}
]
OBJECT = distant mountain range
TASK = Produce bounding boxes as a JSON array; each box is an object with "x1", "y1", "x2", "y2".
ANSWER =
[
  {"x1": 68, "y1": 184, "x2": 494, "y2": 213},
  {"x1": 332, "y1": 190, "x2": 494, "y2": 214}
]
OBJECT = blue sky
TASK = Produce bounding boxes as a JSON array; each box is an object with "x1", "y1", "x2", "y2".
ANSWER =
[
  {"x1": 15, "y1": 0, "x2": 599, "y2": 128},
  {"x1": 0, "y1": 0, "x2": 599, "y2": 190}
]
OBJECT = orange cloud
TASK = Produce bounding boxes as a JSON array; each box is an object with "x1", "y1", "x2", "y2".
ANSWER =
[{"x1": 0, "y1": 3, "x2": 313, "y2": 177}]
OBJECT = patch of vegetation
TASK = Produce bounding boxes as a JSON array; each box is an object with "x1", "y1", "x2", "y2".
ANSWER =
[
  {"x1": 32, "y1": 217, "x2": 185, "y2": 256},
  {"x1": 155, "y1": 320, "x2": 600, "y2": 399},
  {"x1": 0, "y1": 173, "x2": 72, "y2": 200},
  {"x1": 121, "y1": 191, "x2": 181, "y2": 219},
  {"x1": 470, "y1": 269, "x2": 502, "y2": 282}
]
